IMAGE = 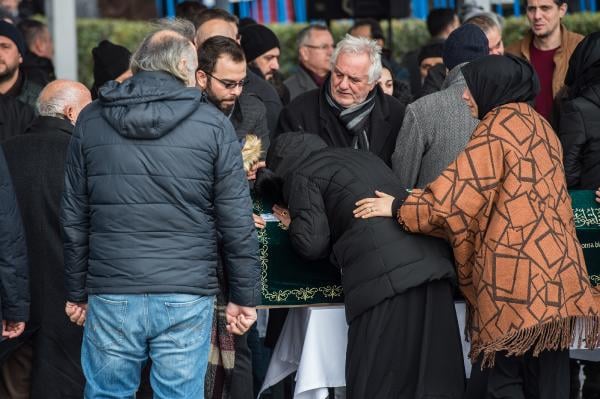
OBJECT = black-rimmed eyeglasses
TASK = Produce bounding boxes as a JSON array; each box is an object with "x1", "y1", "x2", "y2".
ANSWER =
[{"x1": 204, "y1": 71, "x2": 248, "y2": 90}]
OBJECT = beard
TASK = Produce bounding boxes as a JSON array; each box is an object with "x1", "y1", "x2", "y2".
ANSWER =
[
  {"x1": 206, "y1": 90, "x2": 235, "y2": 115},
  {"x1": 0, "y1": 62, "x2": 19, "y2": 84}
]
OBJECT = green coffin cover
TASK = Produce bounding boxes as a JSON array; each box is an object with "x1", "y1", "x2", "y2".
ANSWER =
[
  {"x1": 253, "y1": 200, "x2": 343, "y2": 307},
  {"x1": 570, "y1": 190, "x2": 600, "y2": 287}
]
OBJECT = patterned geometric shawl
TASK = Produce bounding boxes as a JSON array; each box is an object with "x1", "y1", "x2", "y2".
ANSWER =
[{"x1": 399, "y1": 103, "x2": 600, "y2": 367}]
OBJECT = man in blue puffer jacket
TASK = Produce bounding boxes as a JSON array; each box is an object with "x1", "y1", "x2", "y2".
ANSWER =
[{"x1": 60, "y1": 20, "x2": 260, "y2": 399}]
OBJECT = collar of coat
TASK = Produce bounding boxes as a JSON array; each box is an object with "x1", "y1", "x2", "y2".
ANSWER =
[{"x1": 25, "y1": 115, "x2": 74, "y2": 136}]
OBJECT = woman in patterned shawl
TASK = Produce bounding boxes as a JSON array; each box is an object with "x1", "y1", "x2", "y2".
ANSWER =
[{"x1": 354, "y1": 54, "x2": 600, "y2": 398}]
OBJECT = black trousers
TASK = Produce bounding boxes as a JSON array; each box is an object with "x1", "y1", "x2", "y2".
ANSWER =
[
  {"x1": 466, "y1": 349, "x2": 570, "y2": 399},
  {"x1": 345, "y1": 279, "x2": 466, "y2": 399}
]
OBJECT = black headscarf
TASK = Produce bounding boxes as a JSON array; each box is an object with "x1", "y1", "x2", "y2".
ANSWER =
[
  {"x1": 461, "y1": 54, "x2": 540, "y2": 120},
  {"x1": 564, "y1": 32, "x2": 600, "y2": 99}
]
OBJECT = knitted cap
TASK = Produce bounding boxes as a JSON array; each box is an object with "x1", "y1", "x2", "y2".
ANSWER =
[
  {"x1": 443, "y1": 24, "x2": 489, "y2": 71},
  {"x1": 92, "y1": 40, "x2": 132, "y2": 89},
  {"x1": 240, "y1": 24, "x2": 280, "y2": 62},
  {"x1": 418, "y1": 42, "x2": 444, "y2": 66},
  {"x1": 0, "y1": 20, "x2": 26, "y2": 56}
]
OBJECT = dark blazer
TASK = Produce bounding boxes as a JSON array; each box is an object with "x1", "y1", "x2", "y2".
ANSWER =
[
  {"x1": 265, "y1": 134, "x2": 455, "y2": 322},
  {"x1": 283, "y1": 66, "x2": 318, "y2": 102},
  {"x1": 1, "y1": 116, "x2": 85, "y2": 397},
  {"x1": 244, "y1": 69, "x2": 282, "y2": 136},
  {"x1": 276, "y1": 85, "x2": 405, "y2": 166},
  {"x1": 558, "y1": 85, "x2": 600, "y2": 189}
]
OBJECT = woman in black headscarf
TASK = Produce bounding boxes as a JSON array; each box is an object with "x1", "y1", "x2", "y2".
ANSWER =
[
  {"x1": 557, "y1": 32, "x2": 600, "y2": 190},
  {"x1": 356, "y1": 54, "x2": 599, "y2": 399}
]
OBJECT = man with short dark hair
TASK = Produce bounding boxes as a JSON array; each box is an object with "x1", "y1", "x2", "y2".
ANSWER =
[
  {"x1": 17, "y1": 18, "x2": 55, "y2": 86},
  {"x1": 0, "y1": 20, "x2": 41, "y2": 107},
  {"x1": 405, "y1": 8, "x2": 459, "y2": 96},
  {"x1": 284, "y1": 25, "x2": 334, "y2": 101},
  {"x1": 195, "y1": 10, "x2": 282, "y2": 135},
  {"x1": 506, "y1": 0, "x2": 582, "y2": 121}
]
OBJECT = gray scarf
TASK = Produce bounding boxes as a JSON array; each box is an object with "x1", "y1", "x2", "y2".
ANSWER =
[{"x1": 324, "y1": 81, "x2": 376, "y2": 151}]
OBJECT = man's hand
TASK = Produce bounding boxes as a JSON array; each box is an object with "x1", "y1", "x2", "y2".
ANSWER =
[
  {"x1": 2, "y1": 321, "x2": 25, "y2": 339},
  {"x1": 225, "y1": 302, "x2": 257, "y2": 335},
  {"x1": 65, "y1": 301, "x2": 88, "y2": 326},
  {"x1": 253, "y1": 213, "x2": 266, "y2": 229},
  {"x1": 247, "y1": 161, "x2": 266, "y2": 181}
]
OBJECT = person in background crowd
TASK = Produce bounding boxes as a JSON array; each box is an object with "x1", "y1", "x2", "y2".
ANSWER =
[
  {"x1": 256, "y1": 132, "x2": 465, "y2": 399},
  {"x1": 0, "y1": 95, "x2": 33, "y2": 141},
  {"x1": 378, "y1": 58, "x2": 412, "y2": 107},
  {"x1": 17, "y1": 19, "x2": 54, "y2": 86},
  {"x1": 0, "y1": 0, "x2": 21, "y2": 22},
  {"x1": 349, "y1": 18, "x2": 407, "y2": 83},
  {"x1": 506, "y1": 0, "x2": 582, "y2": 122},
  {"x1": 195, "y1": 8, "x2": 282, "y2": 136},
  {"x1": 464, "y1": 12, "x2": 505, "y2": 55},
  {"x1": 277, "y1": 34, "x2": 405, "y2": 167},
  {"x1": 0, "y1": 20, "x2": 41, "y2": 107},
  {"x1": 0, "y1": 80, "x2": 91, "y2": 399},
  {"x1": 392, "y1": 24, "x2": 489, "y2": 189},
  {"x1": 558, "y1": 33, "x2": 600, "y2": 399},
  {"x1": 356, "y1": 54, "x2": 600, "y2": 399},
  {"x1": 175, "y1": 0, "x2": 206, "y2": 25},
  {"x1": 405, "y1": 8, "x2": 459, "y2": 96},
  {"x1": 61, "y1": 20, "x2": 259, "y2": 398},
  {"x1": 90, "y1": 40, "x2": 132, "y2": 100},
  {"x1": 240, "y1": 23, "x2": 289, "y2": 104},
  {"x1": 416, "y1": 41, "x2": 446, "y2": 97},
  {"x1": 284, "y1": 24, "x2": 334, "y2": 101}
]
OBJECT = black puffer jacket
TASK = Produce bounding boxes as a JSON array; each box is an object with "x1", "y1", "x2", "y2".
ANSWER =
[
  {"x1": 263, "y1": 133, "x2": 456, "y2": 321},
  {"x1": 61, "y1": 71, "x2": 260, "y2": 306},
  {"x1": 558, "y1": 85, "x2": 600, "y2": 189},
  {"x1": 0, "y1": 151, "x2": 29, "y2": 324}
]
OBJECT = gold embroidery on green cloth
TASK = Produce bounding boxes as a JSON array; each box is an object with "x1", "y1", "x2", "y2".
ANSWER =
[{"x1": 255, "y1": 200, "x2": 343, "y2": 305}]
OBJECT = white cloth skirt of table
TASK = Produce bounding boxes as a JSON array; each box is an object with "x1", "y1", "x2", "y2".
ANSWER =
[{"x1": 259, "y1": 306, "x2": 348, "y2": 399}]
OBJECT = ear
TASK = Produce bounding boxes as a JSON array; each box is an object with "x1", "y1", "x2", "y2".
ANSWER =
[
  {"x1": 63, "y1": 105, "x2": 76, "y2": 124},
  {"x1": 559, "y1": 2, "x2": 567, "y2": 17},
  {"x1": 196, "y1": 70, "x2": 208, "y2": 90},
  {"x1": 298, "y1": 46, "x2": 309, "y2": 63}
]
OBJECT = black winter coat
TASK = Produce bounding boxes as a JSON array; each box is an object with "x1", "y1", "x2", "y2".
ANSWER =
[
  {"x1": 1, "y1": 116, "x2": 85, "y2": 397},
  {"x1": 268, "y1": 134, "x2": 456, "y2": 322},
  {"x1": 61, "y1": 71, "x2": 260, "y2": 306},
  {"x1": 0, "y1": 152, "x2": 29, "y2": 325},
  {"x1": 0, "y1": 96, "x2": 35, "y2": 142},
  {"x1": 558, "y1": 85, "x2": 600, "y2": 189},
  {"x1": 276, "y1": 85, "x2": 405, "y2": 166}
]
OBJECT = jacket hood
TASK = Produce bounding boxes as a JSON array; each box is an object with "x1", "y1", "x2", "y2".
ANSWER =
[
  {"x1": 255, "y1": 132, "x2": 327, "y2": 205},
  {"x1": 98, "y1": 71, "x2": 202, "y2": 140}
]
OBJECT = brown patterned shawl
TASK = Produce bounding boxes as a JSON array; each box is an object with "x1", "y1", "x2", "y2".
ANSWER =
[{"x1": 399, "y1": 103, "x2": 600, "y2": 366}]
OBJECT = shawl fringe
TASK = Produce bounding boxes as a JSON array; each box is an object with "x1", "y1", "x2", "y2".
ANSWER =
[{"x1": 471, "y1": 315, "x2": 600, "y2": 369}]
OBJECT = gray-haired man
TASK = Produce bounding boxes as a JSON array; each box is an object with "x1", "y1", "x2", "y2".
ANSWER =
[
  {"x1": 61, "y1": 20, "x2": 260, "y2": 398},
  {"x1": 277, "y1": 34, "x2": 405, "y2": 166}
]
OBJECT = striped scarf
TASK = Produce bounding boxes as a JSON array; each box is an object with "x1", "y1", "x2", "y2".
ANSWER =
[{"x1": 324, "y1": 81, "x2": 376, "y2": 151}]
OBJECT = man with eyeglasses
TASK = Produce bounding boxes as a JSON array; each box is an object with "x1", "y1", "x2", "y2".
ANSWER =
[
  {"x1": 196, "y1": 35, "x2": 269, "y2": 163},
  {"x1": 284, "y1": 24, "x2": 334, "y2": 101}
]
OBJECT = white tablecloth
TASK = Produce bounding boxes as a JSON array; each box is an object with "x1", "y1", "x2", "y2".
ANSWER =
[
  {"x1": 259, "y1": 306, "x2": 348, "y2": 399},
  {"x1": 259, "y1": 303, "x2": 600, "y2": 398}
]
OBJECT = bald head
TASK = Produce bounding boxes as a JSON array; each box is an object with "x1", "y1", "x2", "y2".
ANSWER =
[{"x1": 37, "y1": 80, "x2": 91, "y2": 124}]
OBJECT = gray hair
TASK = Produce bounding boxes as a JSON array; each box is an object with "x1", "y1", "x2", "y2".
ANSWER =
[
  {"x1": 130, "y1": 20, "x2": 198, "y2": 85},
  {"x1": 151, "y1": 18, "x2": 197, "y2": 43},
  {"x1": 36, "y1": 84, "x2": 82, "y2": 117},
  {"x1": 296, "y1": 24, "x2": 330, "y2": 49},
  {"x1": 464, "y1": 12, "x2": 504, "y2": 32},
  {"x1": 331, "y1": 34, "x2": 382, "y2": 84}
]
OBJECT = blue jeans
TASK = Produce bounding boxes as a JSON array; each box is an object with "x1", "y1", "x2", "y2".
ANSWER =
[{"x1": 82, "y1": 293, "x2": 214, "y2": 399}]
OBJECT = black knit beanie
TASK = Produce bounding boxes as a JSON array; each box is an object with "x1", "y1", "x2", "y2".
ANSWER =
[
  {"x1": 0, "y1": 20, "x2": 25, "y2": 56},
  {"x1": 418, "y1": 42, "x2": 445, "y2": 66},
  {"x1": 240, "y1": 24, "x2": 280, "y2": 62},
  {"x1": 443, "y1": 24, "x2": 489, "y2": 71},
  {"x1": 92, "y1": 40, "x2": 131, "y2": 89}
]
